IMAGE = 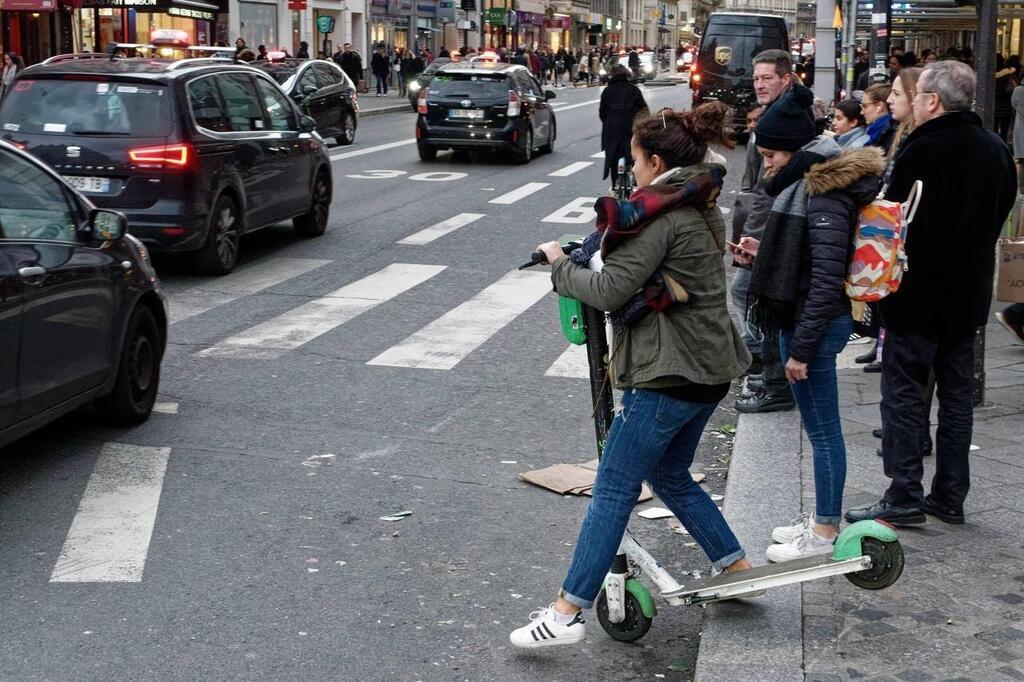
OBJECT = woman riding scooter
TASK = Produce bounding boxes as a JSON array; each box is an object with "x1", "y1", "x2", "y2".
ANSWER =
[{"x1": 510, "y1": 103, "x2": 755, "y2": 648}]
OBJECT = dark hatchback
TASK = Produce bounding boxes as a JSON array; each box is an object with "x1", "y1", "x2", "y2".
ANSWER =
[
  {"x1": 252, "y1": 58, "x2": 359, "y2": 145},
  {"x1": 0, "y1": 140, "x2": 168, "y2": 448},
  {"x1": 691, "y1": 12, "x2": 789, "y2": 131},
  {"x1": 0, "y1": 57, "x2": 333, "y2": 275},
  {"x1": 415, "y1": 62, "x2": 556, "y2": 164},
  {"x1": 406, "y1": 58, "x2": 450, "y2": 111}
]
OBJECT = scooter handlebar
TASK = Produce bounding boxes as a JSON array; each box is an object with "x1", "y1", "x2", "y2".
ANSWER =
[{"x1": 517, "y1": 241, "x2": 581, "y2": 270}]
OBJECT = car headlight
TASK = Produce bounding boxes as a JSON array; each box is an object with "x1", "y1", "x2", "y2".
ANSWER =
[
  {"x1": 676, "y1": 58, "x2": 685, "y2": 66},
  {"x1": 409, "y1": 81, "x2": 421, "y2": 93}
]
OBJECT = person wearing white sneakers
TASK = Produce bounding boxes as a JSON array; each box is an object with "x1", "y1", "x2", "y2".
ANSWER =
[
  {"x1": 732, "y1": 86, "x2": 887, "y2": 563},
  {"x1": 511, "y1": 103, "x2": 757, "y2": 650}
]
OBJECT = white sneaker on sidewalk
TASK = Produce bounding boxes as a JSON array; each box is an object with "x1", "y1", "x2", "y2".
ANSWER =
[
  {"x1": 771, "y1": 513, "x2": 812, "y2": 544},
  {"x1": 766, "y1": 527, "x2": 836, "y2": 563},
  {"x1": 509, "y1": 604, "x2": 586, "y2": 648}
]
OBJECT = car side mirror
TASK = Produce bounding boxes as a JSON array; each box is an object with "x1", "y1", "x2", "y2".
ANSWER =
[
  {"x1": 545, "y1": 90, "x2": 557, "y2": 99},
  {"x1": 88, "y1": 208, "x2": 127, "y2": 241},
  {"x1": 299, "y1": 115, "x2": 317, "y2": 133},
  {"x1": 302, "y1": 84, "x2": 318, "y2": 96}
]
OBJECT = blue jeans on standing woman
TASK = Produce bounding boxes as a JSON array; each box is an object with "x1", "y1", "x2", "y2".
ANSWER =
[
  {"x1": 561, "y1": 388, "x2": 745, "y2": 609},
  {"x1": 779, "y1": 314, "x2": 853, "y2": 527}
]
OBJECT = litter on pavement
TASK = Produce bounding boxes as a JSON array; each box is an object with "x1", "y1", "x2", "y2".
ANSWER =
[
  {"x1": 637, "y1": 507, "x2": 675, "y2": 519},
  {"x1": 379, "y1": 511, "x2": 413, "y2": 522}
]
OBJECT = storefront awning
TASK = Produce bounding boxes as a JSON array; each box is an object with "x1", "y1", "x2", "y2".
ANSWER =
[{"x1": 1, "y1": 0, "x2": 57, "y2": 9}]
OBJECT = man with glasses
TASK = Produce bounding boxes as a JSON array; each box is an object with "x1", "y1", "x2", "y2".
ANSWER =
[{"x1": 846, "y1": 61, "x2": 1017, "y2": 527}]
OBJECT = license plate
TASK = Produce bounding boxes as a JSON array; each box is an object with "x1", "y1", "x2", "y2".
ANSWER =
[
  {"x1": 449, "y1": 109, "x2": 483, "y2": 119},
  {"x1": 64, "y1": 176, "x2": 111, "y2": 194}
]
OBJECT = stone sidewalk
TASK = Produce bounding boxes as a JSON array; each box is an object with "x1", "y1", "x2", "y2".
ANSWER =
[{"x1": 696, "y1": 313, "x2": 1024, "y2": 682}]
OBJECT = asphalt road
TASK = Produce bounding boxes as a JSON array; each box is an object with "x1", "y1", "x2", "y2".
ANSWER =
[{"x1": 1, "y1": 81, "x2": 751, "y2": 681}]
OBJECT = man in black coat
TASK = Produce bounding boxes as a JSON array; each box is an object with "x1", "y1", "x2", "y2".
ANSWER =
[
  {"x1": 371, "y1": 46, "x2": 389, "y2": 96},
  {"x1": 335, "y1": 43, "x2": 363, "y2": 91},
  {"x1": 598, "y1": 64, "x2": 647, "y2": 189},
  {"x1": 847, "y1": 61, "x2": 1018, "y2": 527}
]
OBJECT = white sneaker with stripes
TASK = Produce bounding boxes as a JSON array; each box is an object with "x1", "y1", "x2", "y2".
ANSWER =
[
  {"x1": 509, "y1": 604, "x2": 586, "y2": 648},
  {"x1": 771, "y1": 513, "x2": 812, "y2": 544}
]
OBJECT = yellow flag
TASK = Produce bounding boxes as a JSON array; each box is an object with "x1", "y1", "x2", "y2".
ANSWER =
[{"x1": 833, "y1": 3, "x2": 843, "y2": 29}]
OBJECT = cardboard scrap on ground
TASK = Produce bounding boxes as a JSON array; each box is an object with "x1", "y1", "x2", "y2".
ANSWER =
[
  {"x1": 637, "y1": 507, "x2": 675, "y2": 520},
  {"x1": 519, "y1": 462, "x2": 653, "y2": 502}
]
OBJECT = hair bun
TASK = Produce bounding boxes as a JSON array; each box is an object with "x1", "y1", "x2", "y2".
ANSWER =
[{"x1": 789, "y1": 84, "x2": 814, "y2": 110}]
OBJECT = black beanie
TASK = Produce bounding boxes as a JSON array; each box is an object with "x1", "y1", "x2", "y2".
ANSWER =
[{"x1": 754, "y1": 84, "x2": 817, "y2": 152}]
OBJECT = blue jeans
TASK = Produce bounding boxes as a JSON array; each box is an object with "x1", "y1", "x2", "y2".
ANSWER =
[
  {"x1": 561, "y1": 389, "x2": 745, "y2": 609},
  {"x1": 729, "y1": 268, "x2": 761, "y2": 357},
  {"x1": 779, "y1": 314, "x2": 853, "y2": 527}
]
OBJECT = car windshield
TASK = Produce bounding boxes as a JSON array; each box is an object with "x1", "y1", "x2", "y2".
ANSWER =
[
  {"x1": 423, "y1": 60, "x2": 450, "y2": 76},
  {"x1": 0, "y1": 78, "x2": 172, "y2": 136},
  {"x1": 261, "y1": 68, "x2": 294, "y2": 84},
  {"x1": 429, "y1": 74, "x2": 507, "y2": 98}
]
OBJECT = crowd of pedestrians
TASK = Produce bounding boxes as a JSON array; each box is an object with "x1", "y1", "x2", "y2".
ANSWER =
[{"x1": 510, "y1": 41, "x2": 1018, "y2": 649}]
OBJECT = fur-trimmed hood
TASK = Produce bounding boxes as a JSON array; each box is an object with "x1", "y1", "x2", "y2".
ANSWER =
[{"x1": 804, "y1": 146, "x2": 886, "y2": 197}]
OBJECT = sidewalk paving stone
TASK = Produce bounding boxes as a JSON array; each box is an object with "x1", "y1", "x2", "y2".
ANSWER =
[{"x1": 696, "y1": 315, "x2": 1024, "y2": 681}]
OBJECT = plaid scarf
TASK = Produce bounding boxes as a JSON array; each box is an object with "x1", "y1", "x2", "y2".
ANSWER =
[{"x1": 569, "y1": 166, "x2": 724, "y2": 332}]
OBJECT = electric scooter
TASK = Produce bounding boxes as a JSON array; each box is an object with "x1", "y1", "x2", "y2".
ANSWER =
[{"x1": 519, "y1": 158, "x2": 906, "y2": 643}]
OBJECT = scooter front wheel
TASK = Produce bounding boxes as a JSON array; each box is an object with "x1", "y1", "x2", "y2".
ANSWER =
[
  {"x1": 596, "y1": 589, "x2": 653, "y2": 642},
  {"x1": 845, "y1": 537, "x2": 905, "y2": 590}
]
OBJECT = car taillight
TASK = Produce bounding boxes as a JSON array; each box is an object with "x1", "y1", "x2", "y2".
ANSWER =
[
  {"x1": 129, "y1": 143, "x2": 193, "y2": 170},
  {"x1": 692, "y1": 73, "x2": 701, "y2": 83},
  {"x1": 417, "y1": 88, "x2": 429, "y2": 114},
  {"x1": 507, "y1": 89, "x2": 520, "y2": 117}
]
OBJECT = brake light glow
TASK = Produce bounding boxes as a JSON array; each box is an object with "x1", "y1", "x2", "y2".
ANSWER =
[
  {"x1": 417, "y1": 88, "x2": 429, "y2": 114},
  {"x1": 506, "y1": 89, "x2": 520, "y2": 117},
  {"x1": 692, "y1": 73, "x2": 701, "y2": 83},
  {"x1": 128, "y1": 143, "x2": 192, "y2": 169}
]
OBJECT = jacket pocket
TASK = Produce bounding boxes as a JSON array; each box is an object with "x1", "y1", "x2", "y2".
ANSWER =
[{"x1": 628, "y1": 314, "x2": 662, "y2": 370}]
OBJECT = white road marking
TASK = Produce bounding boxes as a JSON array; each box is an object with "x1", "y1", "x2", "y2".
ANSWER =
[
  {"x1": 591, "y1": 150, "x2": 605, "y2": 158},
  {"x1": 152, "y1": 402, "x2": 179, "y2": 415},
  {"x1": 330, "y1": 138, "x2": 416, "y2": 161},
  {"x1": 368, "y1": 270, "x2": 553, "y2": 370},
  {"x1": 543, "y1": 197, "x2": 598, "y2": 224},
  {"x1": 169, "y1": 257, "x2": 330, "y2": 324},
  {"x1": 409, "y1": 171, "x2": 467, "y2": 182},
  {"x1": 197, "y1": 263, "x2": 446, "y2": 359},
  {"x1": 397, "y1": 213, "x2": 485, "y2": 246},
  {"x1": 489, "y1": 182, "x2": 549, "y2": 205},
  {"x1": 548, "y1": 161, "x2": 594, "y2": 177},
  {"x1": 551, "y1": 98, "x2": 601, "y2": 113},
  {"x1": 544, "y1": 344, "x2": 589, "y2": 378},
  {"x1": 346, "y1": 169, "x2": 408, "y2": 179},
  {"x1": 50, "y1": 443, "x2": 172, "y2": 583}
]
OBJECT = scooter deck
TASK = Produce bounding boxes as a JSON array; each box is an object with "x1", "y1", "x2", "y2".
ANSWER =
[{"x1": 661, "y1": 554, "x2": 872, "y2": 604}]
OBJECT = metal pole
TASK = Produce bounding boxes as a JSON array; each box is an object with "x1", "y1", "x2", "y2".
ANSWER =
[
  {"x1": 973, "y1": 0, "x2": 998, "y2": 408},
  {"x1": 868, "y1": 0, "x2": 890, "y2": 85}
]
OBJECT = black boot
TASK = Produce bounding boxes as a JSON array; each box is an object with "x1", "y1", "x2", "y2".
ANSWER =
[
  {"x1": 734, "y1": 389, "x2": 795, "y2": 414},
  {"x1": 855, "y1": 343, "x2": 878, "y2": 364},
  {"x1": 864, "y1": 360, "x2": 882, "y2": 373},
  {"x1": 845, "y1": 499, "x2": 925, "y2": 525}
]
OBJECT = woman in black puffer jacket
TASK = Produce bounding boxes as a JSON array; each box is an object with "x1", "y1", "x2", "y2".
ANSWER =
[{"x1": 733, "y1": 86, "x2": 885, "y2": 563}]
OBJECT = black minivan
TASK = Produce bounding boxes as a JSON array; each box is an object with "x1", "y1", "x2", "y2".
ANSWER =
[
  {"x1": 0, "y1": 58, "x2": 333, "y2": 275},
  {"x1": 691, "y1": 12, "x2": 789, "y2": 130}
]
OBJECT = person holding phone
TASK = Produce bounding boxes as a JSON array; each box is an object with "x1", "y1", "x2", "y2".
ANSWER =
[{"x1": 734, "y1": 85, "x2": 886, "y2": 562}]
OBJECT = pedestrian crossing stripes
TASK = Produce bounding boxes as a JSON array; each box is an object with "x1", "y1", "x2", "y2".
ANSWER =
[
  {"x1": 169, "y1": 257, "x2": 331, "y2": 324},
  {"x1": 397, "y1": 213, "x2": 485, "y2": 246},
  {"x1": 50, "y1": 443, "x2": 172, "y2": 583},
  {"x1": 548, "y1": 161, "x2": 594, "y2": 177},
  {"x1": 489, "y1": 182, "x2": 549, "y2": 205},
  {"x1": 368, "y1": 270, "x2": 553, "y2": 370},
  {"x1": 196, "y1": 263, "x2": 446, "y2": 359},
  {"x1": 544, "y1": 344, "x2": 589, "y2": 379}
]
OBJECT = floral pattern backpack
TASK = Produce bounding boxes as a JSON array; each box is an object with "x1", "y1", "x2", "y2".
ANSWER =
[{"x1": 846, "y1": 180, "x2": 923, "y2": 302}]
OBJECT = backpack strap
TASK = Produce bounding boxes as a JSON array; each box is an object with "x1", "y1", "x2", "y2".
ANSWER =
[{"x1": 904, "y1": 180, "x2": 924, "y2": 224}]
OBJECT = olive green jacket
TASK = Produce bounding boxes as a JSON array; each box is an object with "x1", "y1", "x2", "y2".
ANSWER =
[{"x1": 551, "y1": 165, "x2": 751, "y2": 389}]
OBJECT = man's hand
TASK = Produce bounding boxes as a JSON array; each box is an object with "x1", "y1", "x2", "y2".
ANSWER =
[
  {"x1": 728, "y1": 237, "x2": 759, "y2": 266},
  {"x1": 785, "y1": 357, "x2": 808, "y2": 384},
  {"x1": 537, "y1": 241, "x2": 566, "y2": 265}
]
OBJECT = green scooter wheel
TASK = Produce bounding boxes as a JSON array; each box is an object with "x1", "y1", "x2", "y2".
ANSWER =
[
  {"x1": 845, "y1": 537, "x2": 905, "y2": 590},
  {"x1": 596, "y1": 589, "x2": 653, "y2": 642}
]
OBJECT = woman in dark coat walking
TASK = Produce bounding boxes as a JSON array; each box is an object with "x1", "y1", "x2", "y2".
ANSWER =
[{"x1": 599, "y1": 64, "x2": 647, "y2": 189}]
